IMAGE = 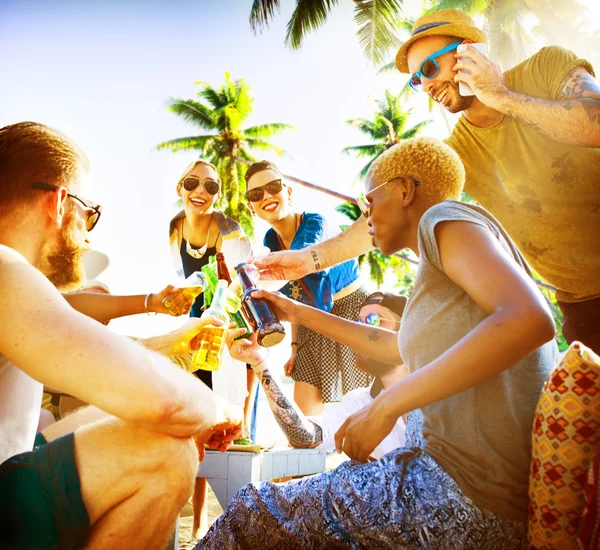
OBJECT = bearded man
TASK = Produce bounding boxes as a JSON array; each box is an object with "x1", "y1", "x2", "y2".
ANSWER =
[{"x1": 0, "y1": 121, "x2": 242, "y2": 549}]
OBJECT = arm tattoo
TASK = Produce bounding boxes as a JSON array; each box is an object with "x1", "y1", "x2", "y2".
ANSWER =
[
  {"x1": 368, "y1": 330, "x2": 380, "y2": 342},
  {"x1": 256, "y1": 368, "x2": 323, "y2": 448},
  {"x1": 310, "y1": 247, "x2": 321, "y2": 271},
  {"x1": 557, "y1": 66, "x2": 600, "y2": 100},
  {"x1": 500, "y1": 66, "x2": 600, "y2": 146}
]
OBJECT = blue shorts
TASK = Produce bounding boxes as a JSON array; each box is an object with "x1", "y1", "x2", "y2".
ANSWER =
[{"x1": 0, "y1": 432, "x2": 90, "y2": 549}]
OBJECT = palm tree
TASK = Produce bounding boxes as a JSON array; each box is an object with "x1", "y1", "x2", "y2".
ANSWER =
[
  {"x1": 343, "y1": 90, "x2": 432, "y2": 180},
  {"x1": 249, "y1": 0, "x2": 404, "y2": 65},
  {"x1": 334, "y1": 90, "x2": 427, "y2": 286},
  {"x1": 156, "y1": 73, "x2": 293, "y2": 236}
]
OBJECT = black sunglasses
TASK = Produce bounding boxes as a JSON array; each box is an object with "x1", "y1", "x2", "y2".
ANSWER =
[
  {"x1": 246, "y1": 179, "x2": 284, "y2": 202},
  {"x1": 181, "y1": 176, "x2": 220, "y2": 195},
  {"x1": 31, "y1": 182, "x2": 102, "y2": 232}
]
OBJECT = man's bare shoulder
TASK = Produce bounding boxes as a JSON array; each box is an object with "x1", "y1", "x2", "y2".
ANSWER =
[
  {"x1": 0, "y1": 244, "x2": 67, "y2": 319},
  {"x1": 0, "y1": 245, "x2": 46, "y2": 292},
  {"x1": 0, "y1": 244, "x2": 28, "y2": 267}
]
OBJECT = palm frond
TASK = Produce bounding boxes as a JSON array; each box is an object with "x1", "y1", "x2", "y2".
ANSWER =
[
  {"x1": 285, "y1": 0, "x2": 339, "y2": 50},
  {"x1": 197, "y1": 86, "x2": 225, "y2": 110},
  {"x1": 368, "y1": 254, "x2": 386, "y2": 287},
  {"x1": 377, "y1": 60, "x2": 397, "y2": 74},
  {"x1": 155, "y1": 135, "x2": 217, "y2": 153},
  {"x1": 232, "y1": 77, "x2": 254, "y2": 122},
  {"x1": 165, "y1": 99, "x2": 215, "y2": 130},
  {"x1": 428, "y1": 0, "x2": 491, "y2": 15},
  {"x1": 353, "y1": 0, "x2": 404, "y2": 66},
  {"x1": 341, "y1": 143, "x2": 387, "y2": 159},
  {"x1": 358, "y1": 157, "x2": 378, "y2": 180},
  {"x1": 249, "y1": 0, "x2": 282, "y2": 33},
  {"x1": 398, "y1": 119, "x2": 431, "y2": 140},
  {"x1": 236, "y1": 148, "x2": 258, "y2": 164},
  {"x1": 243, "y1": 123, "x2": 295, "y2": 139},
  {"x1": 335, "y1": 201, "x2": 362, "y2": 222},
  {"x1": 245, "y1": 138, "x2": 289, "y2": 156},
  {"x1": 346, "y1": 118, "x2": 378, "y2": 139}
]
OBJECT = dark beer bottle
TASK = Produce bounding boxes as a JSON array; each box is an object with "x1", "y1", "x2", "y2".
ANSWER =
[
  {"x1": 216, "y1": 252, "x2": 233, "y2": 285},
  {"x1": 235, "y1": 264, "x2": 286, "y2": 348}
]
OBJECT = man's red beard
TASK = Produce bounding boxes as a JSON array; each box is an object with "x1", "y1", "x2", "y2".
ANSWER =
[{"x1": 43, "y1": 209, "x2": 86, "y2": 291}]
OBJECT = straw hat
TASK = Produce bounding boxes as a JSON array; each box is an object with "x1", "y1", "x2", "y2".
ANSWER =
[{"x1": 395, "y1": 9, "x2": 487, "y2": 74}]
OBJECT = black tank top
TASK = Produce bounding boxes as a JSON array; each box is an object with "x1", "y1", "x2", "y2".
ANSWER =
[{"x1": 180, "y1": 238, "x2": 218, "y2": 388}]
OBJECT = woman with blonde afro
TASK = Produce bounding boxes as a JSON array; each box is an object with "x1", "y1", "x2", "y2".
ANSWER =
[{"x1": 200, "y1": 137, "x2": 558, "y2": 548}]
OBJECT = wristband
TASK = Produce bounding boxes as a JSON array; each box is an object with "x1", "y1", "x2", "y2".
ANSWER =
[
  {"x1": 291, "y1": 341, "x2": 299, "y2": 347},
  {"x1": 144, "y1": 294, "x2": 158, "y2": 316},
  {"x1": 253, "y1": 353, "x2": 270, "y2": 373}
]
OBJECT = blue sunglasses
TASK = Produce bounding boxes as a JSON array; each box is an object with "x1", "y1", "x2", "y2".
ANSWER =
[{"x1": 409, "y1": 40, "x2": 462, "y2": 92}]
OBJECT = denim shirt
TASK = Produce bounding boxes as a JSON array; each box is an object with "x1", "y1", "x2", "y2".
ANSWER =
[{"x1": 264, "y1": 212, "x2": 360, "y2": 312}]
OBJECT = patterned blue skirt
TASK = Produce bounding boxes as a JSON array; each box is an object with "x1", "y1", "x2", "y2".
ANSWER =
[{"x1": 198, "y1": 412, "x2": 526, "y2": 549}]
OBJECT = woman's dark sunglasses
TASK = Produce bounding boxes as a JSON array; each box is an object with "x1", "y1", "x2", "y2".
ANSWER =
[
  {"x1": 246, "y1": 179, "x2": 284, "y2": 202},
  {"x1": 181, "y1": 176, "x2": 220, "y2": 195},
  {"x1": 31, "y1": 182, "x2": 102, "y2": 232}
]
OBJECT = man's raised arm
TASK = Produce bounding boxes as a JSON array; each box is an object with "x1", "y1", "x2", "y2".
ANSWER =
[{"x1": 254, "y1": 216, "x2": 372, "y2": 280}]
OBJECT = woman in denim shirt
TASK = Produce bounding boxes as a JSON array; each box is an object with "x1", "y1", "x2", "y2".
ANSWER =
[{"x1": 245, "y1": 161, "x2": 370, "y2": 415}]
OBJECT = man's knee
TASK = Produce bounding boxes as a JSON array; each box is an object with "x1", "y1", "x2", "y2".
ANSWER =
[
  {"x1": 125, "y1": 425, "x2": 198, "y2": 498},
  {"x1": 76, "y1": 418, "x2": 198, "y2": 497},
  {"x1": 158, "y1": 435, "x2": 198, "y2": 495}
]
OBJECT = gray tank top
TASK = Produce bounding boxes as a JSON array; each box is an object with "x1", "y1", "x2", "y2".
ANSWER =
[{"x1": 398, "y1": 200, "x2": 558, "y2": 522}]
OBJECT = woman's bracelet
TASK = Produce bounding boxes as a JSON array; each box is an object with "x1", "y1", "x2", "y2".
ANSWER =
[
  {"x1": 291, "y1": 341, "x2": 299, "y2": 347},
  {"x1": 254, "y1": 353, "x2": 270, "y2": 373},
  {"x1": 144, "y1": 293, "x2": 158, "y2": 316}
]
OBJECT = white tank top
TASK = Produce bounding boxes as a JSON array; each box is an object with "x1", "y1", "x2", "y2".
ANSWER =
[{"x1": 0, "y1": 244, "x2": 44, "y2": 464}]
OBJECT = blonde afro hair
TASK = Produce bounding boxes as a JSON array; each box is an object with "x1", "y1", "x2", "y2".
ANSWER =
[{"x1": 368, "y1": 137, "x2": 465, "y2": 207}]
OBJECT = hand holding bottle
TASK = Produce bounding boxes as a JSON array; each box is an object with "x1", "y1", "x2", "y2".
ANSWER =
[
  {"x1": 192, "y1": 280, "x2": 231, "y2": 371},
  {"x1": 162, "y1": 272, "x2": 206, "y2": 316}
]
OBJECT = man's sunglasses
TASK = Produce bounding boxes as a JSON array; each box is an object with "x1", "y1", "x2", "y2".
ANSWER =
[
  {"x1": 246, "y1": 179, "x2": 285, "y2": 202},
  {"x1": 409, "y1": 40, "x2": 462, "y2": 92},
  {"x1": 356, "y1": 312, "x2": 399, "y2": 327},
  {"x1": 31, "y1": 182, "x2": 102, "y2": 232},
  {"x1": 357, "y1": 176, "x2": 420, "y2": 218},
  {"x1": 181, "y1": 176, "x2": 220, "y2": 195}
]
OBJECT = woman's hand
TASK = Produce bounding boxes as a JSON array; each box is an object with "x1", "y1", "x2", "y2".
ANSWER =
[
  {"x1": 149, "y1": 284, "x2": 195, "y2": 316},
  {"x1": 250, "y1": 289, "x2": 300, "y2": 324},
  {"x1": 253, "y1": 249, "x2": 313, "y2": 281},
  {"x1": 334, "y1": 399, "x2": 397, "y2": 463},
  {"x1": 284, "y1": 350, "x2": 297, "y2": 377},
  {"x1": 158, "y1": 316, "x2": 227, "y2": 356}
]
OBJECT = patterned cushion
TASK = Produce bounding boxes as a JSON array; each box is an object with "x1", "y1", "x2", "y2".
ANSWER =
[{"x1": 528, "y1": 342, "x2": 600, "y2": 550}]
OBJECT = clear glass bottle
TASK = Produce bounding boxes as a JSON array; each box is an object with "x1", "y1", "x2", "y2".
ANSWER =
[
  {"x1": 203, "y1": 256, "x2": 251, "y2": 339},
  {"x1": 192, "y1": 279, "x2": 230, "y2": 371},
  {"x1": 162, "y1": 271, "x2": 206, "y2": 316}
]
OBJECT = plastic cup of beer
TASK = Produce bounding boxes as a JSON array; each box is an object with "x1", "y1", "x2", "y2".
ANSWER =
[{"x1": 162, "y1": 271, "x2": 206, "y2": 316}]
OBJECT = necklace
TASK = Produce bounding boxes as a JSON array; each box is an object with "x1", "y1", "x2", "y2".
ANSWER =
[
  {"x1": 184, "y1": 215, "x2": 212, "y2": 260},
  {"x1": 277, "y1": 213, "x2": 301, "y2": 250}
]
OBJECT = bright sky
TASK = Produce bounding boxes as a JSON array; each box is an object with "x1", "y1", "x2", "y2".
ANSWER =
[{"x1": 2, "y1": 0, "x2": 599, "y2": 337}]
